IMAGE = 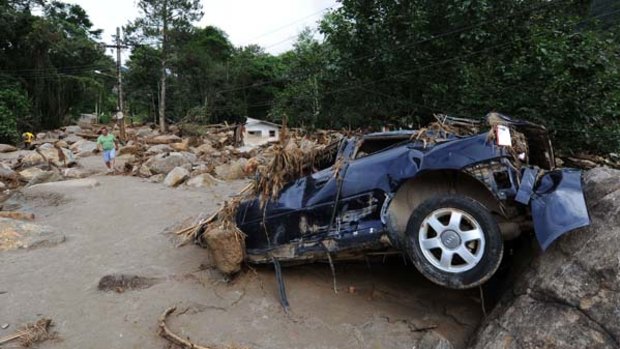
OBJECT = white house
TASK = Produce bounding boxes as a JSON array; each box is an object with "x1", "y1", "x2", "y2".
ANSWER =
[{"x1": 244, "y1": 117, "x2": 280, "y2": 146}]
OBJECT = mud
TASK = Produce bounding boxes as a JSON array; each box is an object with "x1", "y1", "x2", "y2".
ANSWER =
[{"x1": 0, "y1": 160, "x2": 482, "y2": 349}]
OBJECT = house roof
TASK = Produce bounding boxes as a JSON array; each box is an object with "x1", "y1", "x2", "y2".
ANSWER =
[{"x1": 245, "y1": 117, "x2": 281, "y2": 128}]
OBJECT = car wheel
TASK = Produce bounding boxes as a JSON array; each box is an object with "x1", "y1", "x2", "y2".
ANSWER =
[{"x1": 405, "y1": 195, "x2": 503, "y2": 289}]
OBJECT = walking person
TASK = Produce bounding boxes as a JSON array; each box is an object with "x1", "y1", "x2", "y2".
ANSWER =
[
  {"x1": 22, "y1": 131, "x2": 35, "y2": 150},
  {"x1": 96, "y1": 127, "x2": 119, "y2": 173}
]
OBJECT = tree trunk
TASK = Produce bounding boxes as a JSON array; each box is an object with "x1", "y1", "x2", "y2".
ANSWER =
[
  {"x1": 159, "y1": 0, "x2": 168, "y2": 133},
  {"x1": 159, "y1": 62, "x2": 166, "y2": 133}
]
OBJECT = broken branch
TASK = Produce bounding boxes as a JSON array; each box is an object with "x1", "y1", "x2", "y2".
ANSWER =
[{"x1": 158, "y1": 306, "x2": 213, "y2": 349}]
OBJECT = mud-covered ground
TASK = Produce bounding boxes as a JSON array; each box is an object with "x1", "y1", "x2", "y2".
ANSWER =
[{"x1": 0, "y1": 155, "x2": 483, "y2": 349}]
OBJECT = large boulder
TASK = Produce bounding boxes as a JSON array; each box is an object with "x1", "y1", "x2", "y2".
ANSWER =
[
  {"x1": 178, "y1": 151, "x2": 197, "y2": 164},
  {"x1": 191, "y1": 142, "x2": 214, "y2": 156},
  {"x1": 148, "y1": 134, "x2": 181, "y2": 144},
  {"x1": 64, "y1": 125, "x2": 82, "y2": 134},
  {"x1": 145, "y1": 144, "x2": 173, "y2": 155},
  {"x1": 143, "y1": 152, "x2": 191, "y2": 175},
  {"x1": 163, "y1": 166, "x2": 190, "y2": 187},
  {"x1": 470, "y1": 167, "x2": 620, "y2": 349},
  {"x1": 135, "y1": 127, "x2": 155, "y2": 138},
  {"x1": 170, "y1": 139, "x2": 190, "y2": 152},
  {"x1": 27, "y1": 170, "x2": 63, "y2": 186},
  {"x1": 20, "y1": 144, "x2": 76, "y2": 167},
  {"x1": 63, "y1": 134, "x2": 84, "y2": 145},
  {"x1": 214, "y1": 158, "x2": 248, "y2": 180},
  {"x1": 0, "y1": 164, "x2": 19, "y2": 184},
  {"x1": 70, "y1": 139, "x2": 97, "y2": 156},
  {"x1": 19, "y1": 167, "x2": 46, "y2": 182},
  {"x1": 0, "y1": 144, "x2": 17, "y2": 153},
  {"x1": 186, "y1": 173, "x2": 221, "y2": 188},
  {"x1": 118, "y1": 144, "x2": 142, "y2": 156},
  {"x1": 62, "y1": 167, "x2": 95, "y2": 179}
]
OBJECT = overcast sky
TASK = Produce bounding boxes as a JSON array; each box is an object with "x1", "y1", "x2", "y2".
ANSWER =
[{"x1": 60, "y1": 0, "x2": 339, "y2": 56}]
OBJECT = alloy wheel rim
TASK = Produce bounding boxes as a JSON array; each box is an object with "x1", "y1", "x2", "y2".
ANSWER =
[{"x1": 418, "y1": 208, "x2": 485, "y2": 273}]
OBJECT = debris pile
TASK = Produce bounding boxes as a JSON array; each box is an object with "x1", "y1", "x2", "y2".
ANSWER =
[{"x1": 0, "y1": 318, "x2": 56, "y2": 347}]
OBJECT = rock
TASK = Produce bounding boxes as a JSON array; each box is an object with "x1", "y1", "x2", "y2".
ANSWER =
[
  {"x1": 214, "y1": 158, "x2": 248, "y2": 180},
  {"x1": 0, "y1": 217, "x2": 65, "y2": 251},
  {"x1": 27, "y1": 171, "x2": 63, "y2": 186},
  {"x1": 21, "y1": 144, "x2": 76, "y2": 167},
  {"x1": 63, "y1": 134, "x2": 83, "y2": 145},
  {"x1": 192, "y1": 143, "x2": 214, "y2": 156},
  {"x1": 163, "y1": 166, "x2": 189, "y2": 187},
  {"x1": 136, "y1": 127, "x2": 154, "y2": 138},
  {"x1": 145, "y1": 144, "x2": 173, "y2": 155},
  {"x1": 1, "y1": 165, "x2": 20, "y2": 183},
  {"x1": 62, "y1": 168, "x2": 93, "y2": 179},
  {"x1": 0, "y1": 144, "x2": 17, "y2": 153},
  {"x1": 138, "y1": 164, "x2": 152, "y2": 177},
  {"x1": 470, "y1": 167, "x2": 620, "y2": 348},
  {"x1": 36, "y1": 132, "x2": 47, "y2": 140},
  {"x1": 179, "y1": 151, "x2": 197, "y2": 164},
  {"x1": 19, "y1": 167, "x2": 46, "y2": 182},
  {"x1": 55, "y1": 140, "x2": 69, "y2": 149},
  {"x1": 70, "y1": 139, "x2": 97, "y2": 155},
  {"x1": 148, "y1": 134, "x2": 181, "y2": 144},
  {"x1": 118, "y1": 144, "x2": 142, "y2": 156},
  {"x1": 0, "y1": 181, "x2": 5, "y2": 190},
  {"x1": 148, "y1": 174, "x2": 165, "y2": 183},
  {"x1": 170, "y1": 139, "x2": 189, "y2": 152},
  {"x1": 64, "y1": 125, "x2": 82, "y2": 134},
  {"x1": 144, "y1": 152, "x2": 192, "y2": 175},
  {"x1": 186, "y1": 173, "x2": 221, "y2": 188},
  {"x1": 116, "y1": 154, "x2": 136, "y2": 164},
  {"x1": 418, "y1": 332, "x2": 454, "y2": 349}
]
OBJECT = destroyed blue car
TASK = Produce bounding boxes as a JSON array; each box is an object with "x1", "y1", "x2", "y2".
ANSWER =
[{"x1": 235, "y1": 113, "x2": 591, "y2": 289}]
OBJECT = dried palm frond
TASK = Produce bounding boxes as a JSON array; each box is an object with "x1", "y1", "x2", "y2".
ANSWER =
[{"x1": 412, "y1": 114, "x2": 479, "y2": 147}]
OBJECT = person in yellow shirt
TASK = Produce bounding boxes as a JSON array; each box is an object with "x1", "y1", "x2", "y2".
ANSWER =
[{"x1": 22, "y1": 132, "x2": 35, "y2": 150}]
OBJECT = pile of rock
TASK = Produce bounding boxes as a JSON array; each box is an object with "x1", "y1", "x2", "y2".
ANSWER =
[{"x1": 1, "y1": 121, "x2": 342, "y2": 192}]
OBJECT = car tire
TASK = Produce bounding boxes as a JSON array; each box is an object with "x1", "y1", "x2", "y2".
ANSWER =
[{"x1": 405, "y1": 195, "x2": 503, "y2": 289}]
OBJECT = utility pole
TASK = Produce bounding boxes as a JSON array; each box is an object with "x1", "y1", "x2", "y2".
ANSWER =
[{"x1": 102, "y1": 27, "x2": 128, "y2": 141}]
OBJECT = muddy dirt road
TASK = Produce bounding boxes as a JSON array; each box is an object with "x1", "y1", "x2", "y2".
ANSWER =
[{"x1": 0, "y1": 170, "x2": 482, "y2": 348}]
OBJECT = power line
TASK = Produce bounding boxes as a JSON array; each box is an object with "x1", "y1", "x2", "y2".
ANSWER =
[
  {"x1": 242, "y1": 6, "x2": 333, "y2": 45},
  {"x1": 208, "y1": 7, "x2": 620, "y2": 116},
  {"x1": 215, "y1": 0, "x2": 572, "y2": 95}
]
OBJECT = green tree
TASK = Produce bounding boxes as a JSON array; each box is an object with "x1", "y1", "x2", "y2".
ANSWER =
[
  {"x1": 0, "y1": 88, "x2": 29, "y2": 143},
  {"x1": 125, "y1": 0, "x2": 203, "y2": 132},
  {"x1": 0, "y1": 0, "x2": 114, "y2": 131},
  {"x1": 273, "y1": 29, "x2": 329, "y2": 128}
]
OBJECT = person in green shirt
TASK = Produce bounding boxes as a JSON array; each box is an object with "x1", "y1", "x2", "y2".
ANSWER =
[{"x1": 96, "y1": 127, "x2": 119, "y2": 173}]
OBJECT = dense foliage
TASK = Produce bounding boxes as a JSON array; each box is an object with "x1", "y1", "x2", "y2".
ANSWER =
[
  {"x1": 1, "y1": 0, "x2": 618, "y2": 154},
  {"x1": 0, "y1": 0, "x2": 115, "y2": 135}
]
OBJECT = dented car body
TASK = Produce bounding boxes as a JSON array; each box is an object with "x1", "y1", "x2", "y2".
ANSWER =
[{"x1": 236, "y1": 114, "x2": 591, "y2": 289}]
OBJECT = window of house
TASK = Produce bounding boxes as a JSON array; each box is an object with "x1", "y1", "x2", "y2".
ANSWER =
[
  {"x1": 269, "y1": 130, "x2": 276, "y2": 137},
  {"x1": 248, "y1": 130, "x2": 262, "y2": 136}
]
